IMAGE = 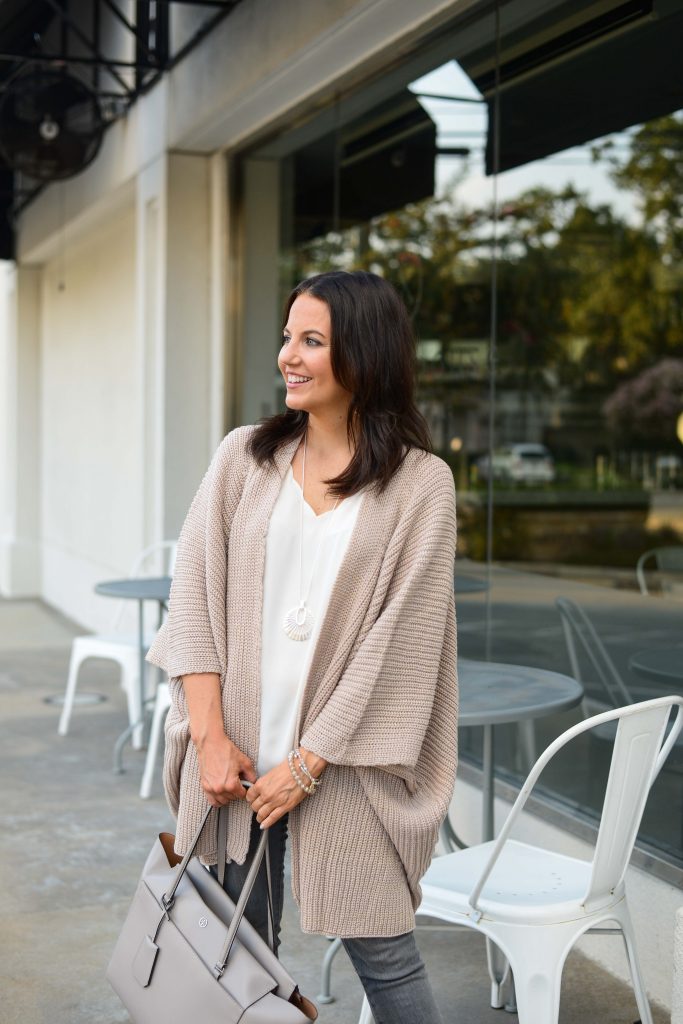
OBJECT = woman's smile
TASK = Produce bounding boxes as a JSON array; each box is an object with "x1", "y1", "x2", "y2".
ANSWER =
[{"x1": 286, "y1": 373, "x2": 312, "y2": 388}]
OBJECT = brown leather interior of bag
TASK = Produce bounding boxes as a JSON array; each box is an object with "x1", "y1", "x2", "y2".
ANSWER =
[
  {"x1": 159, "y1": 832, "x2": 183, "y2": 867},
  {"x1": 289, "y1": 989, "x2": 318, "y2": 1021}
]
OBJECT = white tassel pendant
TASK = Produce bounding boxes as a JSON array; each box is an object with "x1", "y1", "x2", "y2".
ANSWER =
[{"x1": 283, "y1": 602, "x2": 313, "y2": 641}]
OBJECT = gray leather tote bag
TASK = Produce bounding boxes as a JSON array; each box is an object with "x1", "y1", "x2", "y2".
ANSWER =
[{"x1": 107, "y1": 804, "x2": 317, "y2": 1022}]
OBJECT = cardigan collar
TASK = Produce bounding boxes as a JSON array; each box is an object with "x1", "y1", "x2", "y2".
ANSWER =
[{"x1": 273, "y1": 434, "x2": 301, "y2": 478}]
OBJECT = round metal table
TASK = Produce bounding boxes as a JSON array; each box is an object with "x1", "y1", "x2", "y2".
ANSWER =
[
  {"x1": 455, "y1": 658, "x2": 584, "y2": 842},
  {"x1": 95, "y1": 576, "x2": 172, "y2": 772},
  {"x1": 628, "y1": 648, "x2": 683, "y2": 685}
]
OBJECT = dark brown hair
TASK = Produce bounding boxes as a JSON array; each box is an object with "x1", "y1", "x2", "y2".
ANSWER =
[{"x1": 249, "y1": 270, "x2": 431, "y2": 495}]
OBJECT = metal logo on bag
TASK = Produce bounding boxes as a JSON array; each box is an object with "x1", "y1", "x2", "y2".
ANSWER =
[{"x1": 198, "y1": 916, "x2": 209, "y2": 928}]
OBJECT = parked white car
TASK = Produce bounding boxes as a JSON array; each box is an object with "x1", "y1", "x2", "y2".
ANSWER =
[{"x1": 476, "y1": 443, "x2": 556, "y2": 484}]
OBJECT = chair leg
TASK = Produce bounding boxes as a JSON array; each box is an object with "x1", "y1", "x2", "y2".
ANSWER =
[
  {"x1": 486, "y1": 938, "x2": 512, "y2": 1009},
  {"x1": 139, "y1": 689, "x2": 169, "y2": 799},
  {"x1": 357, "y1": 995, "x2": 374, "y2": 1024},
  {"x1": 510, "y1": 962, "x2": 562, "y2": 1024},
  {"x1": 123, "y1": 665, "x2": 144, "y2": 749},
  {"x1": 619, "y1": 909, "x2": 654, "y2": 1024},
  {"x1": 58, "y1": 648, "x2": 83, "y2": 735},
  {"x1": 490, "y1": 929, "x2": 568, "y2": 1024},
  {"x1": 318, "y1": 936, "x2": 343, "y2": 1003}
]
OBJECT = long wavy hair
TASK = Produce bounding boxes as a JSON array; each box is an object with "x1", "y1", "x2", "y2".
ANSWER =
[{"x1": 249, "y1": 270, "x2": 431, "y2": 495}]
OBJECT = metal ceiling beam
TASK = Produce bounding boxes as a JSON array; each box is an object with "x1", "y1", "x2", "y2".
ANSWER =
[
  {"x1": 151, "y1": 1, "x2": 235, "y2": 7},
  {"x1": 42, "y1": 0, "x2": 134, "y2": 96},
  {"x1": 101, "y1": 0, "x2": 159, "y2": 67},
  {"x1": 0, "y1": 53, "x2": 158, "y2": 70}
]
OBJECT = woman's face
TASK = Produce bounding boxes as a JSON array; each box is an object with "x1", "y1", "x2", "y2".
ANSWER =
[{"x1": 278, "y1": 293, "x2": 351, "y2": 419}]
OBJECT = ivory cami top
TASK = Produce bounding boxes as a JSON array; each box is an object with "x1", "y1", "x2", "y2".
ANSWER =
[{"x1": 258, "y1": 465, "x2": 364, "y2": 775}]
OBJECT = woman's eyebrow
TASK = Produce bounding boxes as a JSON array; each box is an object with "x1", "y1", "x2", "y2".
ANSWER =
[{"x1": 284, "y1": 328, "x2": 326, "y2": 337}]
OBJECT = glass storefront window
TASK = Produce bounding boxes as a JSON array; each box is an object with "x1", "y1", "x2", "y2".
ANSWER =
[{"x1": 243, "y1": 2, "x2": 683, "y2": 873}]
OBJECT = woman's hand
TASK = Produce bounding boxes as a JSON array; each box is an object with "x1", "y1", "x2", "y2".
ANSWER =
[
  {"x1": 181, "y1": 672, "x2": 256, "y2": 807},
  {"x1": 245, "y1": 759, "x2": 306, "y2": 828},
  {"x1": 246, "y1": 747, "x2": 328, "y2": 828},
  {"x1": 196, "y1": 733, "x2": 257, "y2": 807}
]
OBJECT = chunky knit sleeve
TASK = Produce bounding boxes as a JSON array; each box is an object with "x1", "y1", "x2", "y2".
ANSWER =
[
  {"x1": 146, "y1": 428, "x2": 251, "y2": 680},
  {"x1": 299, "y1": 456, "x2": 457, "y2": 770}
]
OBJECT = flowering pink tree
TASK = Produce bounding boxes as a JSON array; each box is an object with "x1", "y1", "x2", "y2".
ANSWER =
[{"x1": 603, "y1": 359, "x2": 683, "y2": 444}]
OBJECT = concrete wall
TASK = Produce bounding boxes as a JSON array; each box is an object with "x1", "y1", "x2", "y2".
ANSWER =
[
  {"x1": 0, "y1": 264, "x2": 41, "y2": 596},
  {"x1": 39, "y1": 207, "x2": 140, "y2": 631}
]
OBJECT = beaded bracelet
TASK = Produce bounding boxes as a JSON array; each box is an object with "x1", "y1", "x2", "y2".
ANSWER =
[
  {"x1": 293, "y1": 748, "x2": 321, "y2": 788},
  {"x1": 287, "y1": 750, "x2": 316, "y2": 795}
]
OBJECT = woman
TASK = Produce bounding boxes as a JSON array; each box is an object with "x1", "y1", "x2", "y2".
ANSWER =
[{"x1": 147, "y1": 270, "x2": 457, "y2": 1024}]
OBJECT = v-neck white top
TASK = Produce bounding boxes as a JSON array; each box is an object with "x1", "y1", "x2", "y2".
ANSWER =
[{"x1": 257, "y1": 466, "x2": 364, "y2": 775}]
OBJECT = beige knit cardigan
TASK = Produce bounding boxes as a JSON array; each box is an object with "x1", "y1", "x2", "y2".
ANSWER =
[{"x1": 147, "y1": 425, "x2": 458, "y2": 937}]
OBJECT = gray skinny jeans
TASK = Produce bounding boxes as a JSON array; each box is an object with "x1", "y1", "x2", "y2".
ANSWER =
[{"x1": 213, "y1": 813, "x2": 444, "y2": 1024}]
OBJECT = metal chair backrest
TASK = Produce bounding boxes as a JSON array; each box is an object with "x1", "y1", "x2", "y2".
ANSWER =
[
  {"x1": 128, "y1": 540, "x2": 177, "y2": 578},
  {"x1": 636, "y1": 546, "x2": 683, "y2": 596},
  {"x1": 586, "y1": 700, "x2": 674, "y2": 906},
  {"x1": 468, "y1": 697, "x2": 683, "y2": 914},
  {"x1": 555, "y1": 597, "x2": 632, "y2": 714}
]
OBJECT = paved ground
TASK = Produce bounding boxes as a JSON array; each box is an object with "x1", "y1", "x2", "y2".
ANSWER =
[{"x1": 0, "y1": 596, "x2": 670, "y2": 1023}]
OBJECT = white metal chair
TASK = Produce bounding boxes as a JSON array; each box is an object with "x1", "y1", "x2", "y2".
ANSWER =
[
  {"x1": 636, "y1": 546, "x2": 683, "y2": 596},
  {"x1": 356, "y1": 696, "x2": 683, "y2": 1024},
  {"x1": 139, "y1": 681, "x2": 171, "y2": 798},
  {"x1": 58, "y1": 540, "x2": 176, "y2": 747}
]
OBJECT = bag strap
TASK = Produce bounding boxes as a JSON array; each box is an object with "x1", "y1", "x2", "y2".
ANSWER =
[
  {"x1": 212, "y1": 824, "x2": 270, "y2": 977},
  {"x1": 161, "y1": 794, "x2": 276, "y2": 973},
  {"x1": 216, "y1": 795, "x2": 276, "y2": 952}
]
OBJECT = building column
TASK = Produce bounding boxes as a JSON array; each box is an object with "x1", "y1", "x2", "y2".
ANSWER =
[
  {"x1": 0, "y1": 264, "x2": 41, "y2": 597},
  {"x1": 137, "y1": 150, "x2": 228, "y2": 544}
]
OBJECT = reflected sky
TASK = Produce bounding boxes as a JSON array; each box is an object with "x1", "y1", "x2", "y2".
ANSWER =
[{"x1": 410, "y1": 60, "x2": 638, "y2": 221}]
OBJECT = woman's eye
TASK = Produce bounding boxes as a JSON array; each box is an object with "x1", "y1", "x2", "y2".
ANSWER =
[
  {"x1": 305, "y1": 337, "x2": 321, "y2": 347},
  {"x1": 281, "y1": 336, "x2": 291, "y2": 347}
]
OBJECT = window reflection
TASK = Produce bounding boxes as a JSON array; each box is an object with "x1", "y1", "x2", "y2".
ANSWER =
[{"x1": 268, "y1": 14, "x2": 683, "y2": 870}]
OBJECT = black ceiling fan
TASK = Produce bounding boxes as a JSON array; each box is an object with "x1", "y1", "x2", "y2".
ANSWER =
[{"x1": 0, "y1": 67, "x2": 104, "y2": 181}]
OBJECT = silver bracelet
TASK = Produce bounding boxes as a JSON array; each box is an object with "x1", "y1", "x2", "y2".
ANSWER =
[
  {"x1": 294, "y1": 748, "x2": 321, "y2": 787},
  {"x1": 287, "y1": 750, "x2": 316, "y2": 795}
]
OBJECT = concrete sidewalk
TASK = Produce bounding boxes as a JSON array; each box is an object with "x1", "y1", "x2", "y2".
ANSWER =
[{"x1": 0, "y1": 597, "x2": 669, "y2": 1024}]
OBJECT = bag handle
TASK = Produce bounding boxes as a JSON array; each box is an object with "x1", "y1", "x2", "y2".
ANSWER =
[
  {"x1": 161, "y1": 786, "x2": 276, "y2": 977},
  {"x1": 216, "y1": 800, "x2": 276, "y2": 952}
]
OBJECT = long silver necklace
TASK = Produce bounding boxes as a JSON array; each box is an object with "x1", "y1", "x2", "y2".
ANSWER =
[{"x1": 283, "y1": 435, "x2": 340, "y2": 641}]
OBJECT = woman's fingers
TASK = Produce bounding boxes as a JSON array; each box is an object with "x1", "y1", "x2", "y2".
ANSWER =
[
  {"x1": 197, "y1": 737, "x2": 256, "y2": 805},
  {"x1": 258, "y1": 807, "x2": 284, "y2": 829},
  {"x1": 202, "y1": 773, "x2": 249, "y2": 805}
]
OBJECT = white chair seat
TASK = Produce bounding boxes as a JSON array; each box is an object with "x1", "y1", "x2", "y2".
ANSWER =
[
  {"x1": 422, "y1": 840, "x2": 600, "y2": 923},
  {"x1": 57, "y1": 540, "x2": 177, "y2": 748},
  {"x1": 59, "y1": 634, "x2": 146, "y2": 748}
]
